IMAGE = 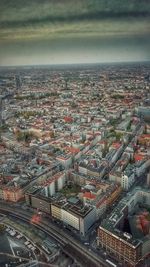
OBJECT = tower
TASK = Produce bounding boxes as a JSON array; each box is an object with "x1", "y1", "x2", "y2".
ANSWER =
[
  {"x1": 0, "y1": 96, "x2": 3, "y2": 127},
  {"x1": 64, "y1": 77, "x2": 68, "y2": 90},
  {"x1": 15, "y1": 75, "x2": 22, "y2": 93}
]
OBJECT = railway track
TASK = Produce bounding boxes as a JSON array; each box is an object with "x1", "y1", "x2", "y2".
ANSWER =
[{"x1": 0, "y1": 205, "x2": 108, "y2": 267}]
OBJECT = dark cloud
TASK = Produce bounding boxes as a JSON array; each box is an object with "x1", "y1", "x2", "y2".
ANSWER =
[
  {"x1": 0, "y1": 0, "x2": 149, "y2": 66},
  {"x1": 0, "y1": 0, "x2": 150, "y2": 27}
]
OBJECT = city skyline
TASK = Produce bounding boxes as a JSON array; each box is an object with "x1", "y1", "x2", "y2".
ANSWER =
[{"x1": 0, "y1": 0, "x2": 150, "y2": 66}]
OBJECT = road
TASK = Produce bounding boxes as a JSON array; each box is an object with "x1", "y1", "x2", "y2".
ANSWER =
[{"x1": 0, "y1": 202, "x2": 109, "y2": 267}]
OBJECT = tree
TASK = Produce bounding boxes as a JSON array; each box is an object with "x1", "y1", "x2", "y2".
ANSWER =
[
  {"x1": 16, "y1": 130, "x2": 34, "y2": 142},
  {"x1": 0, "y1": 224, "x2": 5, "y2": 233}
]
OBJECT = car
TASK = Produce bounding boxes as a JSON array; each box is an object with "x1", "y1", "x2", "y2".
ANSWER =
[
  {"x1": 9, "y1": 231, "x2": 16, "y2": 236},
  {"x1": 31, "y1": 246, "x2": 36, "y2": 251},
  {"x1": 16, "y1": 251, "x2": 20, "y2": 256},
  {"x1": 16, "y1": 234, "x2": 22, "y2": 239},
  {"x1": 25, "y1": 241, "x2": 30, "y2": 245}
]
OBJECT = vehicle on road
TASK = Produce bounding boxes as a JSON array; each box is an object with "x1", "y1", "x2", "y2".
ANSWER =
[{"x1": 106, "y1": 259, "x2": 117, "y2": 267}]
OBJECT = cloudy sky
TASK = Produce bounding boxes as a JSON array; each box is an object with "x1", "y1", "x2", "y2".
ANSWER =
[{"x1": 0, "y1": 0, "x2": 150, "y2": 66}]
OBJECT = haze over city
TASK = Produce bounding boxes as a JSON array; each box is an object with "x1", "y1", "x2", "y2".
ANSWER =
[{"x1": 0, "y1": 0, "x2": 150, "y2": 66}]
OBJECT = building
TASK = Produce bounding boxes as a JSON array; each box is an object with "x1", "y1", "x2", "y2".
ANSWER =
[
  {"x1": 25, "y1": 187, "x2": 51, "y2": 213},
  {"x1": 25, "y1": 190, "x2": 51, "y2": 214},
  {"x1": 0, "y1": 96, "x2": 3, "y2": 127},
  {"x1": 39, "y1": 171, "x2": 66, "y2": 197},
  {"x1": 15, "y1": 75, "x2": 22, "y2": 93},
  {"x1": 121, "y1": 164, "x2": 136, "y2": 191},
  {"x1": 97, "y1": 187, "x2": 150, "y2": 267},
  {"x1": 61, "y1": 201, "x2": 96, "y2": 236},
  {"x1": 51, "y1": 198, "x2": 96, "y2": 236},
  {"x1": 51, "y1": 202, "x2": 62, "y2": 221},
  {"x1": 3, "y1": 186, "x2": 23, "y2": 202},
  {"x1": 98, "y1": 226, "x2": 142, "y2": 267},
  {"x1": 109, "y1": 152, "x2": 130, "y2": 184},
  {"x1": 138, "y1": 134, "x2": 150, "y2": 147},
  {"x1": 135, "y1": 159, "x2": 150, "y2": 177},
  {"x1": 105, "y1": 184, "x2": 122, "y2": 207},
  {"x1": 138, "y1": 106, "x2": 150, "y2": 122}
]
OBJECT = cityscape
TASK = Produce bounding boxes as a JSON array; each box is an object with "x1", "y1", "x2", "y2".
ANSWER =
[
  {"x1": 0, "y1": 1, "x2": 150, "y2": 267},
  {"x1": 0, "y1": 62, "x2": 149, "y2": 267}
]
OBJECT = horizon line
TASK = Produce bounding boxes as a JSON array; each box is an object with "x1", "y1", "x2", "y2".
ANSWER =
[{"x1": 0, "y1": 60, "x2": 150, "y2": 69}]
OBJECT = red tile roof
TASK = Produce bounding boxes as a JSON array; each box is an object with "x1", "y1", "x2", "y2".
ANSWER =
[
  {"x1": 134, "y1": 154, "x2": 145, "y2": 161},
  {"x1": 64, "y1": 116, "x2": 73, "y2": 123},
  {"x1": 83, "y1": 192, "x2": 96, "y2": 200}
]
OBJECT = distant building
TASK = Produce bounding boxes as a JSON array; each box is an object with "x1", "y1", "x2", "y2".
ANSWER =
[
  {"x1": 135, "y1": 159, "x2": 150, "y2": 177},
  {"x1": 15, "y1": 75, "x2": 22, "y2": 93},
  {"x1": 138, "y1": 107, "x2": 150, "y2": 122},
  {"x1": 0, "y1": 96, "x2": 3, "y2": 127},
  {"x1": 138, "y1": 134, "x2": 150, "y2": 147}
]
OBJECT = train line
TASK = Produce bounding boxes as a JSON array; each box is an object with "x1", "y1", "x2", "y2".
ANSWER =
[{"x1": 0, "y1": 205, "x2": 108, "y2": 267}]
